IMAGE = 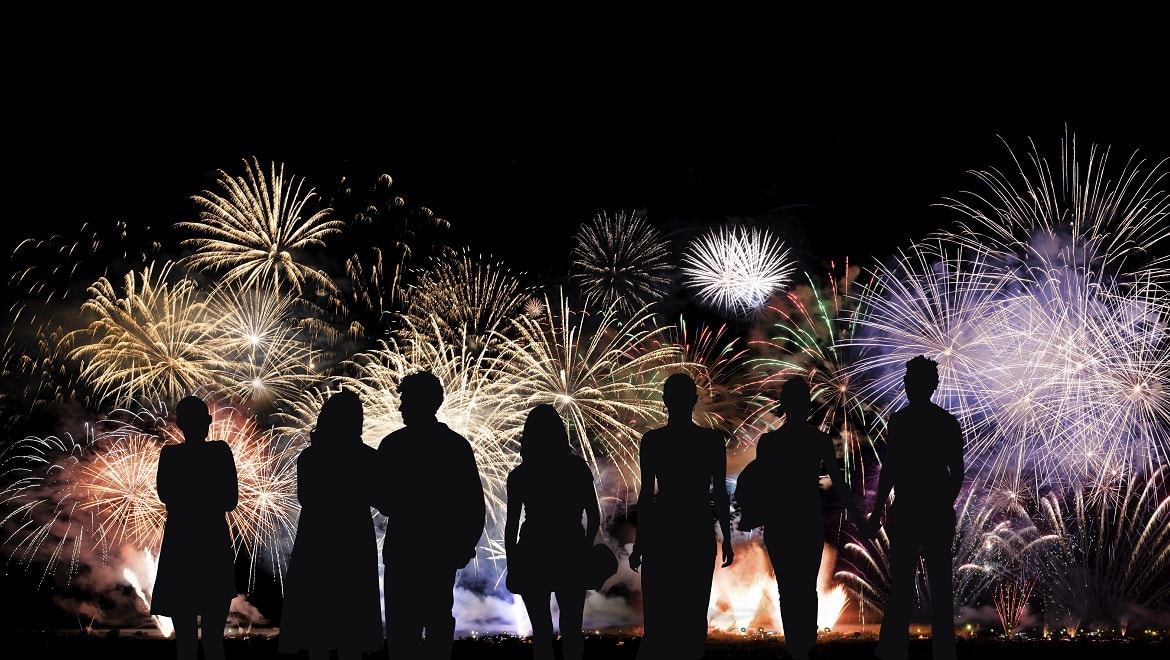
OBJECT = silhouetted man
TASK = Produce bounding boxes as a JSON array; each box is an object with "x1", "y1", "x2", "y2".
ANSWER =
[
  {"x1": 630, "y1": 372, "x2": 734, "y2": 660},
  {"x1": 377, "y1": 371, "x2": 486, "y2": 660},
  {"x1": 863, "y1": 355, "x2": 965, "y2": 660}
]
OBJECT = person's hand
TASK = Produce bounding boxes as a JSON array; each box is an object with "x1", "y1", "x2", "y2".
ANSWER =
[
  {"x1": 629, "y1": 548, "x2": 642, "y2": 572},
  {"x1": 721, "y1": 538, "x2": 734, "y2": 568}
]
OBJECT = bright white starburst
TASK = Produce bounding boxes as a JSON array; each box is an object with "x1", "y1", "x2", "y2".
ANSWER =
[{"x1": 681, "y1": 223, "x2": 795, "y2": 319}]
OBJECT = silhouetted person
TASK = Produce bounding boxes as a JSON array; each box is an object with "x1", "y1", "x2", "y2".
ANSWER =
[
  {"x1": 151, "y1": 395, "x2": 239, "y2": 660},
  {"x1": 629, "y1": 372, "x2": 734, "y2": 660},
  {"x1": 279, "y1": 388, "x2": 384, "y2": 660},
  {"x1": 504, "y1": 404, "x2": 602, "y2": 660},
  {"x1": 863, "y1": 355, "x2": 965, "y2": 660},
  {"x1": 750, "y1": 376, "x2": 862, "y2": 660},
  {"x1": 377, "y1": 370, "x2": 486, "y2": 660}
]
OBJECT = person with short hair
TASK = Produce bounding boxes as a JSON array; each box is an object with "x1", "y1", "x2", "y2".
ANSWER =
[
  {"x1": 863, "y1": 355, "x2": 966, "y2": 660},
  {"x1": 376, "y1": 370, "x2": 486, "y2": 660},
  {"x1": 629, "y1": 372, "x2": 734, "y2": 660},
  {"x1": 151, "y1": 395, "x2": 239, "y2": 660}
]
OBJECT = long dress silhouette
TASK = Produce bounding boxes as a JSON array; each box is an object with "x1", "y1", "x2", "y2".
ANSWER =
[
  {"x1": 629, "y1": 372, "x2": 734, "y2": 660},
  {"x1": 865, "y1": 355, "x2": 965, "y2": 660},
  {"x1": 504, "y1": 404, "x2": 602, "y2": 660},
  {"x1": 150, "y1": 395, "x2": 239, "y2": 660},
  {"x1": 748, "y1": 376, "x2": 862, "y2": 660},
  {"x1": 377, "y1": 370, "x2": 486, "y2": 660},
  {"x1": 279, "y1": 388, "x2": 385, "y2": 660}
]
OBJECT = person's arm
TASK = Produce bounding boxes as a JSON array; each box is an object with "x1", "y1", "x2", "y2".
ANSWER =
[
  {"x1": 504, "y1": 470, "x2": 522, "y2": 559},
  {"x1": 945, "y1": 416, "x2": 966, "y2": 505},
  {"x1": 712, "y1": 433, "x2": 734, "y2": 568},
  {"x1": 820, "y1": 434, "x2": 862, "y2": 524},
  {"x1": 215, "y1": 441, "x2": 239, "y2": 512},
  {"x1": 629, "y1": 433, "x2": 654, "y2": 572},
  {"x1": 456, "y1": 438, "x2": 487, "y2": 564},
  {"x1": 866, "y1": 425, "x2": 897, "y2": 539},
  {"x1": 582, "y1": 462, "x2": 601, "y2": 545}
]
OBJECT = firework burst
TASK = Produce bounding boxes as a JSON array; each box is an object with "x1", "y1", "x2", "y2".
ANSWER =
[
  {"x1": 746, "y1": 259, "x2": 884, "y2": 486},
  {"x1": 176, "y1": 157, "x2": 346, "y2": 298},
  {"x1": 491, "y1": 288, "x2": 681, "y2": 496},
  {"x1": 569, "y1": 210, "x2": 675, "y2": 317},
  {"x1": 395, "y1": 249, "x2": 535, "y2": 356},
  {"x1": 63, "y1": 260, "x2": 228, "y2": 409},
  {"x1": 680, "y1": 223, "x2": 796, "y2": 319}
]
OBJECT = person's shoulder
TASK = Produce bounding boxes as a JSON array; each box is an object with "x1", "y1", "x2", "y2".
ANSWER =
[{"x1": 702, "y1": 426, "x2": 728, "y2": 445}]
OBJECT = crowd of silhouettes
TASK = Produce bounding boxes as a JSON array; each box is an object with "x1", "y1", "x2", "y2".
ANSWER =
[{"x1": 153, "y1": 354, "x2": 965, "y2": 660}]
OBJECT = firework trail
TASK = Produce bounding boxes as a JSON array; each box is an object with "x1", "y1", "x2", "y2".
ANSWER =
[
  {"x1": 395, "y1": 248, "x2": 536, "y2": 357},
  {"x1": 204, "y1": 281, "x2": 318, "y2": 415},
  {"x1": 647, "y1": 314, "x2": 757, "y2": 440},
  {"x1": 176, "y1": 157, "x2": 347, "y2": 299},
  {"x1": 746, "y1": 259, "x2": 884, "y2": 487},
  {"x1": 491, "y1": 288, "x2": 681, "y2": 497},
  {"x1": 845, "y1": 133, "x2": 1170, "y2": 499},
  {"x1": 569, "y1": 210, "x2": 676, "y2": 318},
  {"x1": 3, "y1": 220, "x2": 164, "y2": 431},
  {"x1": 328, "y1": 169, "x2": 456, "y2": 318},
  {"x1": 680, "y1": 222, "x2": 796, "y2": 319},
  {"x1": 62, "y1": 260, "x2": 232, "y2": 410}
]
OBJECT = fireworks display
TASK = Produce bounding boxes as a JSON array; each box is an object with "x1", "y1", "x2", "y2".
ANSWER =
[
  {"x1": 4, "y1": 129, "x2": 1170, "y2": 640},
  {"x1": 569, "y1": 210, "x2": 676, "y2": 318}
]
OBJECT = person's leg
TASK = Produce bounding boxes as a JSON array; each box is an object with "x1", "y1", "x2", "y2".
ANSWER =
[
  {"x1": 524, "y1": 590, "x2": 555, "y2": 660},
  {"x1": 172, "y1": 614, "x2": 198, "y2": 660},
  {"x1": 555, "y1": 588, "x2": 587, "y2": 660},
  {"x1": 421, "y1": 568, "x2": 458, "y2": 660},
  {"x1": 385, "y1": 564, "x2": 425, "y2": 660},
  {"x1": 774, "y1": 538, "x2": 820, "y2": 659},
  {"x1": 925, "y1": 515, "x2": 958, "y2": 660},
  {"x1": 199, "y1": 606, "x2": 231, "y2": 660},
  {"x1": 875, "y1": 518, "x2": 918, "y2": 660}
]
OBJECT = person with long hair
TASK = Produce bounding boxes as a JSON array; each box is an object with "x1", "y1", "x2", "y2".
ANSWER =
[
  {"x1": 278, "y1": 388, "x2": 385, "y2": 660},
  {"x1": 504, "y1": 404, "x2": 602, "y2": 660}
]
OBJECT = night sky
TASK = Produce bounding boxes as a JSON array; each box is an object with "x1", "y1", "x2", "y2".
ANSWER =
[
  {"x1": 6, "y1": 26, "x2": 1170, "y2": 639},
  {"x1": 14, "y1": 42, "x2": 1170, "y2": 280}
]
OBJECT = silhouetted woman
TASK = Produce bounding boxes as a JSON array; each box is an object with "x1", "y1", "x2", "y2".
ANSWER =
[
  {"x1": 629, "y1": 372, "x2": 734, "y2": 660},
  {"x1": 151, "y1": 395, "x2": 239, "y2": 660},
  {"x1": 750, "y1": 376, "x2": 862, "y2": 660},
  {"x1": 504, "y1": 404, "x2": 601, "y2": 660},
  {"x1": 279, "y1": 388, "x2": 385, "y2": 660}
]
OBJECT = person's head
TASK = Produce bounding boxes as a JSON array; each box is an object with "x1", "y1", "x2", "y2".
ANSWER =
[
  {"x1": 779, "y1": 376, "x2": 811, "y2": 423},
  {"x1": 662, "y1": 372, "x2": 699, "y2": 415},
  {"x1": 519, "y1": 403, "x2": 571, "y2": 462},
  {"x1": 314, "y1": 388, "x2": 364, "y2": 444},
  {"x1": 904, "y1": 355, "x2": 940, "y2": 402},
  {"x1": 175, "y1": 395, "x2": 212, "y2": 442},
  {"x1": 397, "y1": 370, "x2": 444, "y2": 425}
]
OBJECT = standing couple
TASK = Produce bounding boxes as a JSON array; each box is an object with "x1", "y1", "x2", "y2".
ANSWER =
[{"x1": 278, "y1": 370, "x2": 486, "y2": 660}]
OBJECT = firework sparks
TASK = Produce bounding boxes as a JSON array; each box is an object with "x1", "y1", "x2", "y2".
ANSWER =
[
  {"x1": 569, "y1": 210, "x2": 675, "y2": 317},
  {"x1": 395, "y1": 249, "x2": 535, "y2": 356},
  {"x1": 176, "y1": 157, "x2": 346, "y2": 298},
  {"x1": 63, "y1": 260, "x2": 228, "y2": 410},
  {"x1": 492, "y1": 288, "x2": 681, "y2": 495},
  {"x1": 681, "y1": 223, "x2": 795, "y2": 319}
]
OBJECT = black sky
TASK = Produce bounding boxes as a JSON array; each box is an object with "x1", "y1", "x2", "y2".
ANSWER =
[{"x1": 11, "y1": 34, "x2": 1170, "y2": 282}]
